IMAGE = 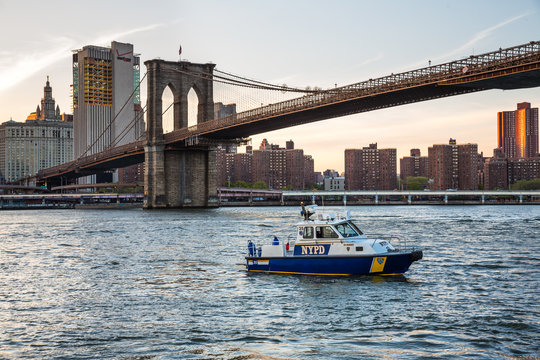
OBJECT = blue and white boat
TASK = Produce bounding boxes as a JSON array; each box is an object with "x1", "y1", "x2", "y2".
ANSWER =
[{"x1": 246, "y1": 205, "x2": 423, "y2": 276}]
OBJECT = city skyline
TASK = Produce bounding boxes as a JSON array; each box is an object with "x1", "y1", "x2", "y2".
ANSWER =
[{"x1": 1, "y1": 1, "x2": 540, "y2": 173}]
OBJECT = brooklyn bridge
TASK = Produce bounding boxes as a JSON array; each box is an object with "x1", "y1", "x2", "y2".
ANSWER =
[{"x1": 25, "y1": 41, "x2": 540, "y2": 208}]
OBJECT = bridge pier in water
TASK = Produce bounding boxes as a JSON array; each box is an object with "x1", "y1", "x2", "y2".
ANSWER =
[
  {"x1": 144, "y1": 59, "x2": 218, "y2": 208},
  {"x1": 145, "y1": 145, "x2": 217, "y2": 208}
]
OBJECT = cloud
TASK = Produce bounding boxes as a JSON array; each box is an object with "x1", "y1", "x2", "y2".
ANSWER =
[
  {"x1": 402, "y1": 12, "x2": 530, "y2": 70},
  {"x1": 0, "y1": 38, "x2": 75, "y2": 92},
  {"x1": 436, "y1": 13, "x2": 529, "y2": 59},
  {"x1": 0, "y1": 23, "x2": 164, "y2": 93}
]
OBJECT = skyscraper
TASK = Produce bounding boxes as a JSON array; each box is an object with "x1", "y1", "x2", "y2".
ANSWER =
[
  {"x1": 497, "y1": 102, "x2": 539, "y2": 158},
  {"x1": 303, "y1": 155, "x2": 315, "y2": 188},
  {"x1": 72, "y1": 41, "x2": 143, "y2": 182}
]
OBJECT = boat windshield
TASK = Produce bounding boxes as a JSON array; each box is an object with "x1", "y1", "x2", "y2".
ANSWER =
[
  {"x1": 347, "y1": 221, "x2": 363, "y2": 235},
  {"x1": 334, "y1": 222, "x2": 363, "y2": 237}
]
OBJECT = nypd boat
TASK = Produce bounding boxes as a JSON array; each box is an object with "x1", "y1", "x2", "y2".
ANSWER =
[{"x1": 246, "y1": 205, "x2": 423, "y2": 276}]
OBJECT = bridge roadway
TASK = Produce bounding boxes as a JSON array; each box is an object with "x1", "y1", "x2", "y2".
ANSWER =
[{"x1": 34, "y1": 41, "x2": 540, "y2": 184}]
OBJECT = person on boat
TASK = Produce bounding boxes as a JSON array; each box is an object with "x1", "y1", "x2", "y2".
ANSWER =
[
  {"x1": 272, "y1": 236, "x2": 279, "y2": 245},
  {"x1": 300, "y1": 202, "x2": 308, "y2": 220},
  {"x1": 247, "y1": 240, "x2": 255, "y2": 256}
]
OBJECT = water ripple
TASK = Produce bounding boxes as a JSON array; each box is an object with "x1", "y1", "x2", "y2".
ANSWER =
[{"x1": 0, "y1": 206, "x2": 539, "y2": 359}]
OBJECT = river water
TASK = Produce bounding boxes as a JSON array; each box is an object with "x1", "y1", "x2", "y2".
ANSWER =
[{"x1": 0, "y1": 205, "x2": 538, "y2": 359}]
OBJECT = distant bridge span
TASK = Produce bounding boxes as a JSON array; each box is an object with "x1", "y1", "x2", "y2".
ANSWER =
[{"x1": 34, "y1": 41, "x2": 540, "y2": 189}]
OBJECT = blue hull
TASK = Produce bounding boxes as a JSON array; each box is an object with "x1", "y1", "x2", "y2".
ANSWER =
[{"x1": 246, "y1": 251, "x2": 422, "y2": 276}]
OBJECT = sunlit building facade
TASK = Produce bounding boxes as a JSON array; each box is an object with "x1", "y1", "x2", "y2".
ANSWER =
[
  {"x1": 498, "y1": 102, "x2": 539, "y2": 158},
  {"x1": 72, "y1": 41, "x2": 143, "y2": 183}
]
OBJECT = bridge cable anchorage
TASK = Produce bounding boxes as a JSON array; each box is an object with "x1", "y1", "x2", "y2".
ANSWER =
[{"x1": 78, "y1": 71, "x2": 148, "y2": 161}]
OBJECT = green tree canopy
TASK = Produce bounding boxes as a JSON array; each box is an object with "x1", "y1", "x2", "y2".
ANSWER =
[
  {"x1": 404, "y1": 176, "x2": 429, "y2": 190},
  {"x1": 251, "y1": 180, "x2": 268, "y2": 189},
  {"x1": 510, "y1": 178, "x2": 540, "y2": 190},
  {"x1": 232, "y1": 180, "x2": 250, "y2": 188}
]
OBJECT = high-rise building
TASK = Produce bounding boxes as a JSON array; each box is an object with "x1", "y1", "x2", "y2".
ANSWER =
[
  {"x1": 217, "y1": 139, "x2": 313, "y2": 190},
  {"x1": 344, "y1": 143, "x2": 397, "y2": 190},
  {"x1": 214, "y1": 102, "x2": 236, "y2": 119},
  {"x1": 379, "y1": 147, "x2": 397, "y2": 190},
  {"x1": 400, "y1": 149, "x2": 428, "y2": 179},
  {"x1": 428, "y1": 139, "x2": 479, "y2": 190},
  {"x1": 428, "y1": 142, "x2": 454, "y2": 190},
  {"x1": 483, "y1": 149, "x2": 508, "y2": 190},
  {"x1": 0, "y1": 78, "x2": 73, "y2": 182},
  {"x1": 458, "y1": 143, "x2": 479, "y2": 190},
  {"x1": 303, "y1": 155, "x2": 315, "y2": 187},
  {"x1": 233, "y1": 152, "x2": 252, "y2": 184},
  {"x1": 249, "y1": 140, "x2": 312, "y2": 189},
  {"x1": 216, "y1": 144, "x2": 237, "y2": 186},
  {"x1": 286, "y1": 149, "x2": 305, "y2": 190},
  {"x1": 72, "y1": 41, "x2": 143, "y2": 182},
  {"x1": 214, "y1": 103, "x2": 238, "y2": 186},
  {"x1": 507, "y1": 158, "x2": 540, "y2": 185},
  {"x1": 498, "y1": 102, "x2": 539, "y2": 158}
]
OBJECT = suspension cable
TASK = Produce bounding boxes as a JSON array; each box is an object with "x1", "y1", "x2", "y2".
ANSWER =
[
  {"x1": 214, "y1": 68, "x2": 319, "y2": 93},
  {"x1": 162, "y1": 64, "x2": 323, "y2": 93}
]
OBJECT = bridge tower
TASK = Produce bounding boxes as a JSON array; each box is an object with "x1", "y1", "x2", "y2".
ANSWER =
[{"x1": 144, "y1": 59, "x2": 217, "y2": 208}]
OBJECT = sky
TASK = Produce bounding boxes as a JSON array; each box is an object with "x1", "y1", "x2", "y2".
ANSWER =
[{"x1": 1, "y1": 0, "x2": 539, "y2": 173}]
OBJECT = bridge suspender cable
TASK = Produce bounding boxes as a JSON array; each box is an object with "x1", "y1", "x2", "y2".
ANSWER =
[
  {"x1": 109, "y1": 95, "x2": 175, "y2": 148},
  {"x1": 109, "y1": 104, "x2": 148, "y2": 148}
]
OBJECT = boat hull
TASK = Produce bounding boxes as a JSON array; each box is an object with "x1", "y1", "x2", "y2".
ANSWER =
[{"x1": 245, "y1": 250, "x2": 422, "y2": 276}]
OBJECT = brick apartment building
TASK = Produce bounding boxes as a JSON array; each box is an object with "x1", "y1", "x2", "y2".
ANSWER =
[
  {"x1": 428, "y1": 139, "x2": 479, "y2": 190},
  {"x1": 400, "y1": 149, "x2": 428, "y2": 179},
  {"x1": 345, "y1": 143, "x2": 397, "y2": 190}
]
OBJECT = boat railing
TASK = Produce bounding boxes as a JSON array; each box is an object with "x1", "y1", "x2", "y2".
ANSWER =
[
  {"x1": 364, "y1": 233, "x2": 415, "y2": 252},
  {"x1": 247, "y1": 235, "x2": 294, "y2": 257}
]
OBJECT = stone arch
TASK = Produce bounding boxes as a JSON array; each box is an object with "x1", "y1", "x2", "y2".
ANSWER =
[{"x1": 161, "y1": 83, "x2": 176, "y2": 133}]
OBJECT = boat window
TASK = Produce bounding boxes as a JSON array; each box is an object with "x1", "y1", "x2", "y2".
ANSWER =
[
  {"x1": 347, "y1": 221, "x2": 363, "y2": 235},
  {"x1": 316, "y1": 226, "x2": 339, "y2": 239},
  {"x1": 303, "y1": 227, "x2": 314, "y2": 239},
  {"x1": 335, "y1": 222, "x2": 360, "y2": 238}
]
